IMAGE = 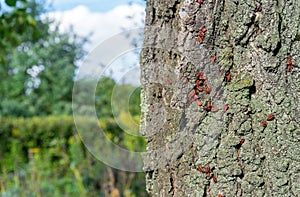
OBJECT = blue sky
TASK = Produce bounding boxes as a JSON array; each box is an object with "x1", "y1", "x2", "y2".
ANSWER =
[{"x1": 49, "y1": 0, "x2": 145, "y2": 12}]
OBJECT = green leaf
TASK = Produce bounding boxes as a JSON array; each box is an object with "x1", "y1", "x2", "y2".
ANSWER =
[
  {"x1": 5, "y1": 0, "x2": 17, "y2": 7},
  {"x1": 26, "y1": 15, "x2": 36, "y2": 26},
  {"x1": 32, "y1": 28, "x2": 40, "y2": 39}
]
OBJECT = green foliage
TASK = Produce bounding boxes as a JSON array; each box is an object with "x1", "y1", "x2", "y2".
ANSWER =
[
  {"x1": 75, "y1": 77, "x2": 141, "y2": 119},
  {"x1": 111, "y1": 84, "x2": 141, "y2": 117},
  {"x1": 0, "y1": 0, "x2": 85, "y2": 117},
  {"x1": 5, "y1": 0, "x2": 17, "y2": 7},
  {"x1": 0, "y1": 115, "x2": 148, "y2": 196},
  {"x1": 11, "y1": 28, "x2": 85, "y2": 115},
  {"x1": 0, "y1": 100, "x2": 30, "y2": 117},
  {"x1": 129, "y1": 87, "x2": 141, "y2": 116},
  {"x1": 95, "y1": 77, "x2": 116, "y2": 118},
  {"x1": 0, "y1": 0, "x2": 39, "y2": 62}
]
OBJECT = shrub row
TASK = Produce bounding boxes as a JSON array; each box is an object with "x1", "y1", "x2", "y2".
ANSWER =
[{"x1": 0, "y1": 116, "x2": 75, "y2": 152}]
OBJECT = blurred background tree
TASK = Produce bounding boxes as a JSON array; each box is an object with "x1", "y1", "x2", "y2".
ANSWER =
[
  {"x1": 0, "y1": 0, "x2": 148, "y2": 196},
  {"x1": 0, "y1": 0, "x2": 39, "y2": 62},
  {"x1": 0, "y1": 0, "x2": 85, "y2": 117}
]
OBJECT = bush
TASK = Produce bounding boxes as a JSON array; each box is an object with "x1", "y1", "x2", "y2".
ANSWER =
[{"x1": 0, "y1": 115, "x2": 148, "y2": 196}]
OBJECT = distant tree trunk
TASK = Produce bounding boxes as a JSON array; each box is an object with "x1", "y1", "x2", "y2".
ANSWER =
[{"x1": 140, "y1": 0, "x2": 300, "y2": 196}]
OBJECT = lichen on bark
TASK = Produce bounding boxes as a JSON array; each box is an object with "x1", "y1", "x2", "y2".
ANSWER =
[{"x1": 141, "y1": 0, "x2": 300, "y2": 196}]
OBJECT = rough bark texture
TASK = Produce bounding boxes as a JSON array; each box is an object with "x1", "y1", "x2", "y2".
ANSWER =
[{"x1": 141, "y1": 0, "x2": 300, "y2": 196}]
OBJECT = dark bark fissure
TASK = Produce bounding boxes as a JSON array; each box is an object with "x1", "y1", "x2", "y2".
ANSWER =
[{"x1": 272, "y1": 1, "x2": 282, "y2": 56}]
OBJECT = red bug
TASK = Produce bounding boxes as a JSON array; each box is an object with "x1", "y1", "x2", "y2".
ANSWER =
[
  {"x1": 197, "y1": 101, "x2": 203, "y2": 106},
  {"x1": 150, "y1": 105, "x2": 154, "y2": 112},
  {"x1": 204, "y1": 85, "x2": 211, "y2": 94},
  {"x1": 206, "y1": 172, "x2": 211, "y2": 178},
  {"x1": 197, "y1": 71, "x2": 204, "y2": 79},
  {"x1": 205, "y1": 166, "x2": 210, "y2": 173},
  {"x1": 197, "y1": 166, "x2": 206, "y2": 173},
  {"x1": 239, "y1": 138, "x2": 245, "y2": 146},
  {"x1": 197, "y1": 0, "x2": 202, "y2": 4},
  {"x1": 260, "y1": 120, "x2": 267, "y2": 127},
  {"x1": 226, "y1": 73, "x2": 231, "y2": 82},
  {"x1": 211, "y1": 55, "x2": 216, "y2": 63},
  {"x1": 266, "y1": 114, "x2": 275, "y2": 121},
  {"x1": 217, "y1": 194, "x2": 224, "y2": 197},
  {"x1": 287, "y1": 64, "x2": 293, "y2": 72},
  {"x1": 205, "y1": 102, "x2": 212, "y2": 111},
  {"x1": 197, "y1": 73, "x2": 205, "y2": 81},
  {"x1": 201, "y1": 27, "x2": 207, "y2": 33},
  {"x1": 212, "y1": 175, "x2": 217, "y2": 183},
  {"x1": 287, "y1": 57, "x2": 293, "y2": 65},
  {"x1": 189, "y1": 89, "x2": 196, "y2": 97},
  {"x1": 196, "y1": 36, "x2": 204, "y2": 43},
  {"x1": 223, "y1": 104, "x2": 229, "y2": 111},
  {"x1": 287, "y1": 57, "x2": 293, "y2": 72},
  {"x1": 188, "y1": 89, "x2": 196, "y2": 101},
  {"x1": 197, "y1": 166, "x2": 210, "y2": 173},
  {"x1": 182, "y1": 78, "x2": 188, "y2": 83},
  {"x1": 196, "y1": 27, "x2": 207, "y2": 43}
]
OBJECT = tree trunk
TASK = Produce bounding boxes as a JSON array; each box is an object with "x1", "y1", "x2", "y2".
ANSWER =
[{"x1": 140, "y1": 0, "x2": 300, "y2": 196}]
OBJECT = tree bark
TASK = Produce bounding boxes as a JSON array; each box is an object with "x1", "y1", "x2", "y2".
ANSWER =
[{"x1": 141, "y1": 0, "x2": 300, "y2": 196}]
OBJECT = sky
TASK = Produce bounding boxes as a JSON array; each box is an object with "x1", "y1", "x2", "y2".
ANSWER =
[{"x1": 44, "y1": 0, "x2": 146, "y2": 85}]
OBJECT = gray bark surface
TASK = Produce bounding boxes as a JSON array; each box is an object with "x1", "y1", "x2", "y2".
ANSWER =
[{"x1": 141, "y1": 0, "x2": 300, "y2": 196}]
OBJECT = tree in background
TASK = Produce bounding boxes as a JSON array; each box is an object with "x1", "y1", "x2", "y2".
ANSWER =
[
  {"x1": 141, "y1": 0, "x2": 300, "y2": 196},
  {"x1": 0, "y1": 0, "x2": 38, "y2": 116},
  {"x1": 0, "y1": 0, "x2": 86, "y2": 116},
  {"x1": 0, "y1": 0, "x2": 38, "y2": 62}
]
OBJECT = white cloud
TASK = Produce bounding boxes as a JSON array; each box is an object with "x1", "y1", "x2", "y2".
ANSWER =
[
  {"x1": 44, "y1": 4, "x2": 145, "y2": 50},
  {"x1": 43, "y1": 4, "x2": 145, "y2": 85}
]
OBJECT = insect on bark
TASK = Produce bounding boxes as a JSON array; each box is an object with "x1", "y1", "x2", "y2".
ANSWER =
[
  {"x1": 212, "y1": 175, "x2": 217, "y2": 183},
  {"x1": 239, "y1": 138, "x2": 245, "y2": 146},
  {"x1": 260, "y1": 120, "x2": 267, "y2": 127},
  {"x1": 223, "y1": 104, "x2": 229, "y2": 111},
  {"x1": 287, "y1": 57, "x2": 293, "y2": 72},
  {"x1": 266, "y1": 114, "x2": 275, "y2": 121},
  {"x1": 225, "y1": 73, "x2": 231, "y2": 82}
]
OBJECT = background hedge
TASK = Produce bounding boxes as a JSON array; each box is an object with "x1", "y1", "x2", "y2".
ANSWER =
[{"x1": 0, "y1": 115, "x2": 148, "y2": 196}]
